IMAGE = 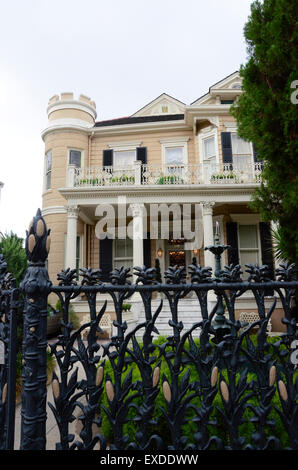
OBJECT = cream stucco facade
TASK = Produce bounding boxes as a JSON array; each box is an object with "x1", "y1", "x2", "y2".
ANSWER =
[{"x1": 41, "y1": 72, "x2": 284, "y2": 333}]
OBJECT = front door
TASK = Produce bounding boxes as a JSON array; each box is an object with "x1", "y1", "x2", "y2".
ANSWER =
[
  {"x1": 169, "y1": 249, "x2": 186, "y2": 267},
  {"x1": 166, "y1": 238, "x2": 187, "y2": 268}
]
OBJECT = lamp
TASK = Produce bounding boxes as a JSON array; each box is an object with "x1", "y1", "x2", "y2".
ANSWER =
[
  {"x1": 193, "y1": 249, "x2": 199, "y2": 256},
  {"x1": 157, "y1": 248, "x2": 163, "y2": 258}
]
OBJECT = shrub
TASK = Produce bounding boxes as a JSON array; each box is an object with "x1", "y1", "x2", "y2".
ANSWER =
[{"x1": 55, "y1": 299, "x2": 81, "y2": 330}]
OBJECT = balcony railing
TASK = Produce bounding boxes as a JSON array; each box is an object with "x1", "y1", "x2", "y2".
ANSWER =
[{"x1": 69, "y1": 161, "x2": 263, "y2": 188}]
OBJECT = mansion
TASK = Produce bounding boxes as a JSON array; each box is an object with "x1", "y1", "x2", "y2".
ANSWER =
[{"x1": 41, "y1": 71, "x2": 283, "y2": 333}]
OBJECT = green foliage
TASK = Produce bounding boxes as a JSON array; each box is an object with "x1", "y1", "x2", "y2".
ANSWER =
[
  {"x1": 231, "y1": 0, "x2": 298, "y2": 265},
  {"x1": 157, "y1": 175, "x2": 184, "y2": 184},
  {"x1": 122, "y1": 303, "x2": 132, "y2": 312},
  {"x1": 55, "y1": 299, "x2": 81, "y2": 330},
  {"x1": 0, "y1": 232, "x2": 27, "y2": 285}
]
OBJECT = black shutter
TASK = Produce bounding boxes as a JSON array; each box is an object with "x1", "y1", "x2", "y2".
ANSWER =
[
  {"x1": 226, "y1": 222, "x2": 239, "y2": 265},
  {"x1": 99, "y1": 238, "x2": 113, "y2": 281},
  {"x1": 136, "y1": 147, "x2": 147, "y2": 164},
  {"x1": 259, "y1": 222, "x2": 275, "y2": 294},
  {"x1": 253, "y1": 143, "x2": 258, "y2": 162},
  {"x1": 103, "y1": 149, "x2": 113, "y2": 167},
  {"x1": 137, "y1": 147, "x2": 147, "y2": 184},
  {"x1": 143, "y1": 232, "x2": 151, "y2": 268},
  {"x1": 221, "y1": 132, "x2": 233, "y2": 170}
]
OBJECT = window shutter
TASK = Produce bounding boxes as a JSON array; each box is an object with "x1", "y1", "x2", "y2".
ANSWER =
[
  {"x1": 136, "y1": 147, "x2": 147, "y2": 183},
  {"x1": 99, "y1": 238, "x2": 113, "y2": 281},
  {"x1": 221, "y1": 132, "x2": 233, "y2": 169},
  {"x1": 143, "y1": 232, "x2": 151, "y2": 268},
  {"x1": 103, "y1": 149, "x2": 113, "y2": 167},
  {"x1": 136, "y1": 147, "x2": 147, "y2": 164},
  {"x1": 226, "y1": 222, "x2": 239, "y2": 265},
  {"x1": 259, "y1": 222, "x2": 274, "y2": 294}
]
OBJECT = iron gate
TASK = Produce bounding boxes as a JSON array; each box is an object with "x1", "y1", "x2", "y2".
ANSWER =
[{"x1": 0, "y1": 209, "x2": 297, "y2": 450}]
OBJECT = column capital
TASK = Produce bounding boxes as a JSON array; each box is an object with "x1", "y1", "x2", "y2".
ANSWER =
[
  {"x1": 201, "y1": 201, "x2": 215, "y2": 215},
  {"x1": 67, "y1": 205, "x2": 79, "y2": 219},
  {"x1": 130, "y1": 203, "x2": 145, "y2": 218}
]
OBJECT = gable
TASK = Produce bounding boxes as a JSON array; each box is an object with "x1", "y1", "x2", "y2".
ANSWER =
[
  {"x1": 190, "y1": 71, "x2": 242, "y2": 106},
  {"x1": 132, "y1": 93, "x2": 186, "y2": 117}
]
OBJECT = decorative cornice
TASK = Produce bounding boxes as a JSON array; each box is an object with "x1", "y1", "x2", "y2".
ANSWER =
[
  {"x1": 41, "y1": 206, "x2": 67, "y2": 217},
  {"x1": 41, "y1": 119, "x2": 190, "y2": 141},
  {"x1": 58, "y1": 184, "x2": 258, "y2": 207}
]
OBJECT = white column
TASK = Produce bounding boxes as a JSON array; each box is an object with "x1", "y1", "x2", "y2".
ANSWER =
[
  {"x1": 67, "y1": 164, "x2": 76, "y2": 188},
  {"x1": 134, "y1": 160, "x2": 142, "y2": 185},
  {"x1": 131, "y1": 203, "x2": 144, "y2": 272},
  {"x1": 202, "y1": 202, "x2": 215, "y2": 272},
  {"x1": 65, "y1": 205, "x2": 79, "y2": 270}
]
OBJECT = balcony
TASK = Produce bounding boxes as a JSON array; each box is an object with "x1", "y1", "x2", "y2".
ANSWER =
[{"x1": 68, "y1": 161, "x2": 263, "y2": 189}]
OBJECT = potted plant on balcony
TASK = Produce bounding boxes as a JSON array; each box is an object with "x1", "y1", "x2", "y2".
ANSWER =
[
  {"x1": 210, "y1": 171, "x2": 238, "y2": 183},
  {"x1": 157, "y1": 175, "x2": 184, "y2": 185},
  {"x1": 110, "y1": 175, "x2": 135, "y2": 184}
]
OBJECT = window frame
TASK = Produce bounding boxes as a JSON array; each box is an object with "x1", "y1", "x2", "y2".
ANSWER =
[
  {"x1": 113, "y1": 149, "x2": 137, "y2": 169},
  {"x1": 68, "y1": 148, "x2": 84, "y2": 169},
  {"x1": 68, "y1": 148, "x2": 83, "y2": 169},
  {"x1": 198, "y1": 127, "x2": 219, "y2": 165},
  {"x1": 224, "y1": 127, "x2": 254, "y2": 168},
  {"x1": 113, "y1": 238, "x2": 133, "y2": 269},
  {"x1": 107, "y1": 141, "x2": 142, "y2": 169},
  {"x1": 160, "y1": 137, "x2": 189, "y2": 167},
  {"x1": 231, "y1": 214, "x2": 262, "y2": 275},
  {"x1": 44, "y1": 150, "x2": 52, "y2": 191}
]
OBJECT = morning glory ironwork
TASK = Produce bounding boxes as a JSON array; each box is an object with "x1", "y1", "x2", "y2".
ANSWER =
[{"x1": 0, "y1": 209, "x2": 297, "y2": 450}]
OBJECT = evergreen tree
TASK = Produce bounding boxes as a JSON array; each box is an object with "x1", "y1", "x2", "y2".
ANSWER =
[
  {"x1": 231, "y1": 0, "x2": 298, "y2": 264},
  {"x1": 0, "y1": 232, "x2": 27, "y2": 285}
]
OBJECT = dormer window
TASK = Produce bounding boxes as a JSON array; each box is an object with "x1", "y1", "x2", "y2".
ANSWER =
[
  {"x1": 221, "y1": 99, "x2": 234, "y2": 105},
  {"x1": 231, "y1": 83, "x2": 242, "y2": 89},
  {"x1": 162, "y1": 105, "x2": 168, "y2": 113}
]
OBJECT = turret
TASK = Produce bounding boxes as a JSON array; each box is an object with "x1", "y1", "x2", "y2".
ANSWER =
[{"x1": 46, "y1": 92, "x2": 97, "y2": 127}]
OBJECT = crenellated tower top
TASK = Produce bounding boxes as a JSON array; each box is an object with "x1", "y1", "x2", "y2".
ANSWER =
[{"x1": 46, "y1": 92, "x2": 97, "y2": 126}]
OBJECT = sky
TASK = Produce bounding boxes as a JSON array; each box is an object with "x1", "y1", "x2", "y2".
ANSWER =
[{"x1": 0, "y1": 0, "x2": 254, "y2": 239}]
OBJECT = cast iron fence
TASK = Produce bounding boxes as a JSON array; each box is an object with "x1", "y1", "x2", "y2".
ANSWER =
[{"x1": 0, "y1": 209, "x2": 297, "y2": 450}]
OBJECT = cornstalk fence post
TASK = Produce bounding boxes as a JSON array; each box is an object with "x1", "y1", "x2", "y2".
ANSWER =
[{"x1": 20, "y1": 209, "x2": 51, "y2": 450}]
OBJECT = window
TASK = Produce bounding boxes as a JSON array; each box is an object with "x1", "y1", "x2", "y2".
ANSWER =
[
  {"x1": 231, "y1": 134, "x2": 252, "y2": 169},
  {"x1": 45, "y1": 151, "x2": 52, "y2": 190},
  {"x1": 114, "y1": 238, "x2": 133, "y2": 270},
  {"x1": 69, "y1": 150, "x2": 82, "y2": 168},
  {"x1": 161, "y1": 138, "x2": 188, "y2": 176},
  {"x1": 165, "y1": 147, "x2": 183, "y2": 165},
  {"x1": 238, "y1": 224, "x2": 260, "y2": 278},
  {"x1": 221, "y1": 100, "x2": 234, "y2": 105},
  {"x1": 113, "y1": 150, "x2": 136, "y2": 168},
  {"x1": 203, "y1": 136, "x2": 216, "y2": 166}
]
